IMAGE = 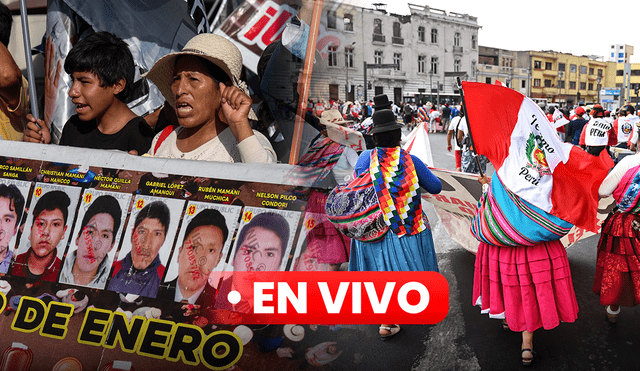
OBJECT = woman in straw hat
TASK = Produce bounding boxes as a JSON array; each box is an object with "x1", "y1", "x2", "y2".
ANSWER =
[
  {"x1": 144, "y1": 34, "x2": 275, "y2": 162},
  {"x1": 347, "y1": 109, "x2": 441, "y2": 340}
]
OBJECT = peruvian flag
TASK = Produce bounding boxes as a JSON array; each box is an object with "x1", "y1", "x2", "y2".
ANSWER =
[
  {"x1": 552, "y1": 108, "x2": 570, "y2": 129},
  {"x1": 461, "y1": 81, "x2": 613, "y2": 232}
]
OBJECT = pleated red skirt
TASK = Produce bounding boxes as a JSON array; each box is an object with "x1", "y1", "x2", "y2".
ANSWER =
[
  {"x1": 593, "y1": 212, "x2": 640, "y2": 307},
  {"x1": 473, "y1": 240, "x2": 579, "y2": 332}
]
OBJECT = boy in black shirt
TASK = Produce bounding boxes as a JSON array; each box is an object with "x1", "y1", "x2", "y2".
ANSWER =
[{"x1": 23, "y1": 32, "x2": 153, "y2": 154}]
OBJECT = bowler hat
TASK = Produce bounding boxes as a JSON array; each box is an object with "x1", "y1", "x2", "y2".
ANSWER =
[
  {"x1": 370, "y1": 109, "x2": 403, "y2": 134},
  {"x1": 373, "y1": 94, "x2": 392, "y2": 110}
]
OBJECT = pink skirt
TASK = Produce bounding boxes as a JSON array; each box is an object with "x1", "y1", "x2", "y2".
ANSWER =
[
  {"x1": 472, "y1": 240, "x2": 579, "y2": 332},
  {"x1": 304, "y1": 190, "x2": 351, "y2": 265}
]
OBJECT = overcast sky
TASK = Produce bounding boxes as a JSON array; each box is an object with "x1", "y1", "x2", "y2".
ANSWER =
[{"x1": 362, "y1": 0, "x2": 638, "y2": 63}]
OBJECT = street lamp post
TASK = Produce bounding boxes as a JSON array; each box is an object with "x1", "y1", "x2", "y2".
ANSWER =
[
  {"x1": 597, "y1": 76, "x2": 602, "y2": 104},
  {"x1": 558, "y1": 71, "x2": 563, "y2": 104},
  {"x1": 345, "y1": 41, "x2": 356, "y2": 101},
  {"x1": 429, "y1": 70, "x2": 434, "y2": 104}
]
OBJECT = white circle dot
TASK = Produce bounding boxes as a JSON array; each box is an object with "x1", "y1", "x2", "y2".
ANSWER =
[{"x1": 228, "y1": 290, "x2": 241, "y2": 304}]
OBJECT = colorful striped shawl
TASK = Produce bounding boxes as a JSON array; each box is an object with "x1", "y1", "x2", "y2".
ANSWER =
[
  {"x1": 613, "y1": 164, "x2": 640, "y2": 214},
  {"x1": 471, "y1": 175, "x2": 573, "y2": 247},
  {"x1": 369, "y1": 147, "x2": 425, "y2": 237},
  {"x1": 288, "y1": 137, "x2": 345, "y2": 186}
]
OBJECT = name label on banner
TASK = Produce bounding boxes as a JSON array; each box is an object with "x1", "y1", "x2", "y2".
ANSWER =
[{"x1": 217, "y1": 271, "x2": 449, "y2": 324}]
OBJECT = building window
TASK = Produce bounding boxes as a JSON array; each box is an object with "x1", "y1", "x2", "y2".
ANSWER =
[
  {"x1": 344, "y1": 14, "x2": 353, "y2": 32},
  {"x1": 327, "y1": 10, "x2": 336, "y2": 29},
  {"x1": 588, "y1": 83, "x2": 593, "y2": 90},
  {"x1": 431, "y1": 28, "x2": 438, "y2": 43},
  {"x1": 328, "y1": 46, "x2": 337, "y2": 66},
  {"x1": 454, "y1": 32, "x2": 461, "y2": 47},
  {"x1": 534, "y1": 60, "x2": 542, "y2": 69},
  {"x1": 454, "y1": 58, "x2": 461, "y2": 72},
  {"x1": 418, "y1": 55, "x2": 426, "y2": 73},
  {"x1": 329, "y1": 84, "x2": 339, "y2": 100},
  {"x1": 570, "y1": 81, "x2": 576, "y2": 89},
  {"x1": 559, "y1": 80, "x2": 565, "y2": 89},
  {"x1": 534, "y1": 78, "x2": 541, "y2": 87},
  {"x1": 472, "y1": 35, "x2": 477, "y2": 49},
  {"x1": 374, "y1": 50, "x2": 383, "y2": 64},
  {"x1": 558, "y1": 63, "x2": 565, "y2": 71},
  {"x1": 345, "y1": 47, "x2": 354, "y2": 68},
  {"x1": 570, "y1": 64, "x2": 577, "y2": 73},
  {"x1": 580, "y1": 82, "x2": 586, "y2": 90},
  {"x1": 393, "y1": 53, "x2": 402, "y2": 70},
  {"x1": 418, "y1": 26, "x2": 425, "y2": 42},
  {"x1": 588, "y1": 67, "x2": 594, "y2": 75},
  {"x1": 393, "y1": 22, "x2": 401, "y2": 37},
  {"x1": 597, "y1": 69, "x2": 603, "y2": 77},
  {"x1": 545, "y1": 62, "x2": 552, "y2": 70},
  {"x1": 485, "y1": 77, "x2": 492, "y2": 84},
  {"x1": 580, "y1": 66, "x2": 587, "y2": 74},
  {"x1": 544, "y1": 79, "x2": 552, "y2": 87},
  {"x1": 374, "y1": 19, "x2": 382, "y2": 34},
  {"x1": 521, "y1": 80, "x2": 526, "y2": 89},
  {"x1": 430, "y1": 56, "x2": 438, "y2": 74}
]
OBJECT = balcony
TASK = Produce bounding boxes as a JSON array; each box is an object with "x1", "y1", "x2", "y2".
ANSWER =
[
  {"x1": 372, "y1": 34, "x2": 385, "y2": 43},
  {"x1": 392, "y1": 36, "x2": 404, "y2": 45},
  {"x1": 453, "y1": 46, "x2": 463, "y2": 54}
]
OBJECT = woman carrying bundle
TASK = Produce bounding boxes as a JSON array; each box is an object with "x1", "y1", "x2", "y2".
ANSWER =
[
  {"x1": 473, "y1": 174, "x2": 579, "y2": 366},
  {"x1": 593, "y1": 153, "x2": 640, "y2": 323},
  {"x1": 344, "y1": 109, "x2": 442, "y2": 340}
]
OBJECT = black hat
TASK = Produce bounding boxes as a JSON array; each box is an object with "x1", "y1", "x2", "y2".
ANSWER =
[
  {"x1": 370, "y1": 109, "x2": 403, "y2": 134},
  {"x1": 373, "y1": 94, "x2": 392, "y2": 110}
]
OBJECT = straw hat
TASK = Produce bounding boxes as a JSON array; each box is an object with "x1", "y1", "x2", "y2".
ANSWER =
[
  {"x1": 144, "y1": 33, "x2": 257, "y2": 120},
  {"x1": 283, "y1": 324, "x2": 305, "y2": 342},
  {"x1": 320, "y1": 110, "x2": 352, "y2": 126}
]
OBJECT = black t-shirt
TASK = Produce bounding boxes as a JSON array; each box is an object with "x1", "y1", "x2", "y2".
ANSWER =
[{"x1": 59, "y1": 114, "x2": 154, "y2": 154}]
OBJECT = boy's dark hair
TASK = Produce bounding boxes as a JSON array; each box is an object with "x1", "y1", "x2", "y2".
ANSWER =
[
  {"x1": 134, "y1": 200, "x2": 170, "y2": 234},
  {"x1": 64, "y1": 31, "x2": 134, "y2": 101},
  {"x1": 374, "y1": 128, "x2": 402, "y2": 148},
  {"x1": 0, "y1": 3, "x2": 11, "y2": 47},
  {"x1": 78, "y1": 195, "x2": 122, "y2": 239},
  {"x1": 625, "y1": 105, "x2": 636, "y2": 115},
  {"x1": 0, "y1": 184, "x2": 25, "y2": 224},
  {"x1": 183, "y1": 208, "x2": 229, "y2": 246},
  {"x1": 236, "y1": 212, "x2": 289, "y2": 258},
  {"x1": 32, "y1": 190, "x2": 71, "y2": 225},
  {"x1": 175, "y1": 55, "x2": 231, "y2": 84}
]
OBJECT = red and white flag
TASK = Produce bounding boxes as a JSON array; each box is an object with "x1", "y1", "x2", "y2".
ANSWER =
[
  {"x1": 552, "y1": 108, "x2": 570, "y2": 129},
  {"x1": 461, "y1": 81, "x2": 613, "y2": 232}
]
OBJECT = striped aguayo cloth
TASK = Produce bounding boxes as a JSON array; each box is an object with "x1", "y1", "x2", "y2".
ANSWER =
[
  {"x1": 369, "y1": 147, "x2": 425, "y2": 237},
  {"x1": 471, "y1": 175, "x2": 573, "y2": 247},
  {"x1": 614, "y1": 165, "x2": 640, "y2": 214}
]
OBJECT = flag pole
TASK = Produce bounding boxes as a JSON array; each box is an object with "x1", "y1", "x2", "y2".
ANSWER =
[
  {"x1": 288, "y1": 0, "x2": 324, "y2": 165},
  {"x1": 18, "y1": 0, "x2": 39, "y2": 119},
  {"x1": 457, "y1": 77, "x2": 484, "y2": 177}
]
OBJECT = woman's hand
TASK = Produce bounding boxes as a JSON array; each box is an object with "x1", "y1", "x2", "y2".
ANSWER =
[
  {"x1": 219, "y1": 82, "x2": 253, "y2": 143},
  {"x1": 477, "y1": 175, "x2": 491, "y2": 185}
]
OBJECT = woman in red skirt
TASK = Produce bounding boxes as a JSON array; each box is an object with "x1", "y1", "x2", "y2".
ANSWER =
[
  {"x1": 593, "y1": 154, "x2": 640, "y2": 323},
  {"x1": 473, "y1": 175, "x2": 579, "y2": 366}
]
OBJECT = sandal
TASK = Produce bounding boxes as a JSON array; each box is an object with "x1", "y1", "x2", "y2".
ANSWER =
[
  {"x1": 606, "y1": 305, "x2": 620, "y2": 324},
  {"x1": 379, "y1": 325, "x2": 400, "y2": 341},
  {"x1": 521, "y1": 348, "x2": 536, "y2": 366}
]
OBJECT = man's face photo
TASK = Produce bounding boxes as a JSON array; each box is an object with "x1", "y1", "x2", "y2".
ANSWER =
[
  {"x1": 131, "y1": 217, "x2": 166, "y2": 270},
  {"x1": 75, "y1": 212, "x2": 115, "y2": 274},
  {"x1": 177, "y1": 225, "x2": 224, "y2": 292},
  {"x1": 233, "y1": 226, "x2": 282, "y2": 272},
  {"x1": 30, "y1": 208, "x2": 67, "y2": 258},
  {"x1": 0, "y1": 196, "x2": 18, "y2": 250}
]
